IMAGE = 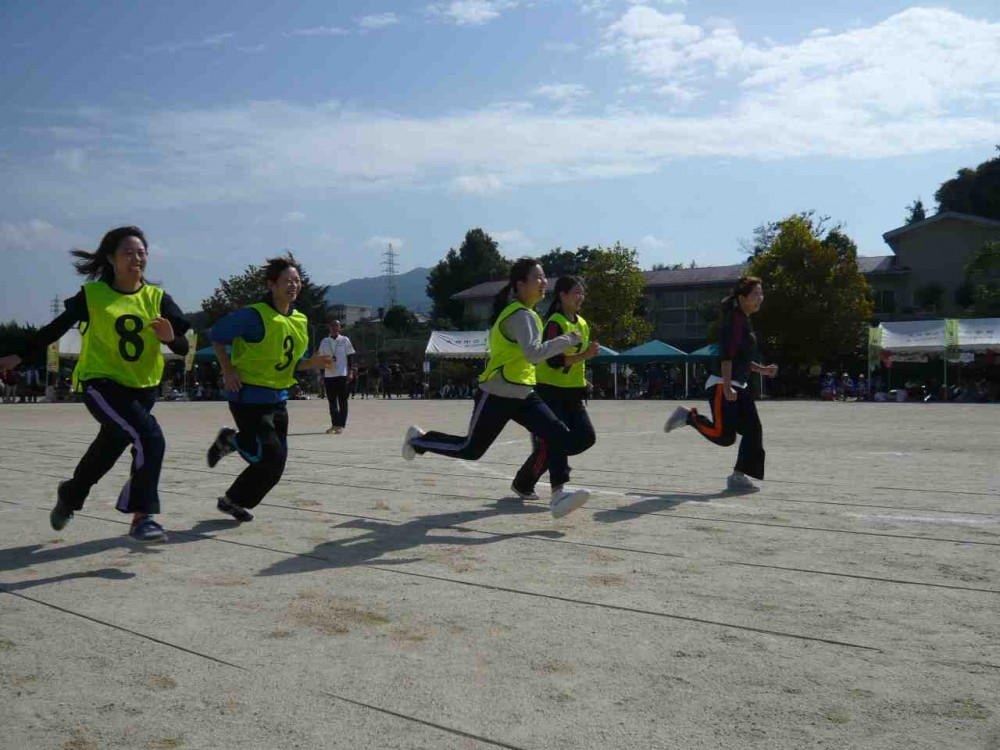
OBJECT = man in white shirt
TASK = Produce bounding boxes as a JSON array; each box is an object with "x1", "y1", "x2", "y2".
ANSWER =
[{"x1": 318, "y1": 320, "x2": 356, "y2": 434}]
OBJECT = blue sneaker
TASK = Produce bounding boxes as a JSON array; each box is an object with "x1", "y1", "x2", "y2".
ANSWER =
[{"x1": 129, "y1": 516, "x2": 168, "y2": 543}]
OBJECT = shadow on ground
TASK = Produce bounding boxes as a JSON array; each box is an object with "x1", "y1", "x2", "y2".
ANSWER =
[{"x1": 257, "y1": 500, "x2": 563, "y2": 576}]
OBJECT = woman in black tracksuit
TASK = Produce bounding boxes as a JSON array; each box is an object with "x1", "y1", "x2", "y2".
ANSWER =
[
  {"x1": 0, "y1": 226, "x2": 190, "y2": 542},
  {"x1": 511, "y1": 275, "x2": 600, "y2": 499},
  {"x1": 663, "y1": 275, "x2": 778, "y2": 492}
]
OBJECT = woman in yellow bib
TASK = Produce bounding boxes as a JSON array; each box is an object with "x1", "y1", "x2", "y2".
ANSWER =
[
  {"x1": 511, "y1": 275, "x2": 600, "y2": 497},
  {"x1": 401, "y1": 258, "x2": 593, "y2": 519},
  {"x1": 204, "y1": 257, "x2": 332, "y2": 522},
  {"x1": 0, "y1": 226, "x2": 191, "y2": 543}
]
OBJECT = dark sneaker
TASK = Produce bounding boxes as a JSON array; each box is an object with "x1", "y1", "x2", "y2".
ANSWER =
[
  {"x1": 217, "y1": 496, "x2": 254, "y2": 523},
  {"x1": 207, "y1": 427, "x2": 237, "y2": 468},
  {"x1": 510, "y1": 481, "x2": 540, "y2": 501},
  {"x1": 129, "y1": 516, "x2": 168, "y2": 543},
  {"x1": 50, "y1": 481, "x2": 74, "y2": 531}
]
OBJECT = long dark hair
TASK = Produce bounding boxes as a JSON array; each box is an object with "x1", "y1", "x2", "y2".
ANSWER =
[
  {"x1": 491, "y1": 257, "x2": 541, "y2": 323},
  {"x1": 545, "y1": 275, "x2": 585, "y2": 319},
  {"x1": 720, "y1": 275, "x2": 762, "y2": 316},
  {"x1": 70, "y1": 226, "x2": 148, "y2": 282}
]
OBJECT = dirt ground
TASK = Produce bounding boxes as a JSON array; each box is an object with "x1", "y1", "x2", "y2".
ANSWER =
[{"x1": 1, "y1": 398, "x2": 997, "y2": 749}]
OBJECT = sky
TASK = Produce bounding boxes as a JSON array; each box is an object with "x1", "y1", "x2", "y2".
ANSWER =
[{"x1": 2, "y1": 0, "x2": 999, "y2": 323}]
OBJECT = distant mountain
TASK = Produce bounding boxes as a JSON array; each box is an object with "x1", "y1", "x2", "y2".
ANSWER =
[{"x1": 322, "y1": 266, "x2": 432, "y2": 312}]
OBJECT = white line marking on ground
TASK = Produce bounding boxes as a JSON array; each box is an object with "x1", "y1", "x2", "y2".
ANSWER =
[{"x1": 846, "y1": 512, "x2": 1000, "y2": 526}]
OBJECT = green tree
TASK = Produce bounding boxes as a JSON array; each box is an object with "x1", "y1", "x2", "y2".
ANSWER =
[
  {"x1": 383, "y1": 304, "x2": 417, "y2": 335},
  {"x1": 651, "y1": 260, "x2": 697, "y2": 271},
  {"x1": 748, "y1": 214, "x2": 873, "y2": 370},
  {"x1": 538, "y1": 246, "x2": 596, "y2": 277},
  {"x1": 581, "y1": 243, "x2": 651, "y2": 349},
  {"x1": 426, "y1": 229, "x2": 511, "y2": 327},
  {"x1": 0, "y1": 321, "x2": 42, "y2": 367},
  {"x1": 964, "y1": 240, "x2": 1000, "y2": 315},
  {"x1": 200, "y1": 251, "x2": 330, "y2": 327},
  {"x1": 905, "y1": 199, "x2": 927, "y2": 224},
  {"x1": 934, "y1": 147, "x2": 1000, "y2": 219}
]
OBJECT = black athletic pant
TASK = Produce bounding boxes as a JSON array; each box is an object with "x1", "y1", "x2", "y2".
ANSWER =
[
  {"x1": 690, "y1": 383, "x2": 765, "y2": 479},
  {"x1": 60, "y1": 379, "x2": 165, "y2": 515},
  {"x1": 411, "y1": 389, "x2": 575, "y2": 489},
  {"x1": 226, "y1": 401, "x2": 289, "y2": 509},
  {"x1": 324, "y1": 376, "x2": 349, "y2": 428},
  {"x1": 514, "y1": 385, "x2": 596, "y2": 492}
]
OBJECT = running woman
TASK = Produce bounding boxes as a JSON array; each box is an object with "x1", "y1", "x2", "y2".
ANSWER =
[
  {"x1": 663, "y1": 275, "x2": 778, "y2": 492},
  {"x1": 205, "y1": 256, "x2": 332, "y2": 522},
  {"x1": 511, "y1": 276, "x2": 600, "y2": 500},
  {"x1": 401, "y1": 258, "x2": 593, "y2": 518},
  {"x1": 0, "y1": 226, "x2": 190, "y2": 542}
]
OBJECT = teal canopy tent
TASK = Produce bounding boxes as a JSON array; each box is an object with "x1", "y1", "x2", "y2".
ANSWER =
[
  {"x1": 687, "y1": 342, "x2": 719, "y2": 360},
  {"x1": 616, "y1": 340, "x2": 688, "y2": 363}
]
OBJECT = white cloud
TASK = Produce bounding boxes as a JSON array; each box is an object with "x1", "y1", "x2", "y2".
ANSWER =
[
  {"x1": 451, "y1": 173, "x2": 506, "y2": 194},
  {"x1": 150, "y1": 32, "x2": 235, "y2": 53},
  {"x1": 603, "y1": 6, "x2": 1000, "y2": 122},
  {"x1": 365, "y1": 236, "x2": 405, "y2": 250},
  {"x1": 491, "y1": 229, "x2": 534, "y2": 252},
  {"x1": 0, "y1": 220, "x2": 78, "y2": 253},
  {"x1": 637, "y1": 234, "x2": 671, "y2": 252},
  {"x1": 427, "y1": 1, "x2": 517, "y2": 26},
  {"x1": 359, "y1": 13, "x2": 400, "y2": 29},
  {"x1": 238, "y1": 44, "x2": 267, "y2": 53},
  {"x1": 284, "y1": 27, "x2": 349, "y2": 37},
  {"x1": 282, "y1": 211, "x2": 307, "y2": 223},
  {"x1": 53, "y1": 148, "x2": 86, "y2": 173},
  {"x1": 6, "y1": 9, "x2": 1000, "y2": 213},
  {"x1": 532, "y1": 83, "x2": 590, "y2": 103}
]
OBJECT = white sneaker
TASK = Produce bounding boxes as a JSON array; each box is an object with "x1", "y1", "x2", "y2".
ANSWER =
[
  {"x1": 550, "y1": 487, "x2": 590, "y2": 519},
  {"x1": 726, "y1": 473, "x2": 759, "y2": 493},
  {"x1": 401, "y1": 425, "x2": 425, "y2": 461},
  {"x1": 663, "y1": 406, "x2": 690, "y2": 433}
]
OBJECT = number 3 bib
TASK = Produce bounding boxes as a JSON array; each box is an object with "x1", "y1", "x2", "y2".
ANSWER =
[
  {"x1": 230, "y1": 302, "x2": 309, "y2": 390},
  {"x1": 73, "y1": 281, "x2": 166, "y2": 391}
]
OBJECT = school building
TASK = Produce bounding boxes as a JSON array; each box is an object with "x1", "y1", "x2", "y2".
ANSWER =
[{"x1": 451, "y1": 212, "x2": 1000, "y2": 353}]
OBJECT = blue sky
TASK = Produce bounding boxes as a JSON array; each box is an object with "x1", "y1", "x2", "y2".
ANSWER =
[{"x1": 2, "y1": 0, "x2": 999, "y2": 322}]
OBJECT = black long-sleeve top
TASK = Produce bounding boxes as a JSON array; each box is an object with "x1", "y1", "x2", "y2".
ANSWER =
[
  {"x1": 714, "y1": 308, "x2": 756, "y2": 384},
  {"x1": 17, "y1": 285, "x2": 192, "y2": 361}
]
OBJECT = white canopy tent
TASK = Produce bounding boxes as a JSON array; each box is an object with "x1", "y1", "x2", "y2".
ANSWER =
[
  {"x1": 424, "y1": 330, "x2": 489, "y2": 359},
  {"x1": 869, "y1": 318, "x2": 1000, "y2": 394},
  {"x1": 57, "y1": 327, "x2": 184, "y2": 361}
]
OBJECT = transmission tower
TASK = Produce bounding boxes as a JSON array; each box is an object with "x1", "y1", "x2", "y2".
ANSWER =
[
  {"x1": 382, "y1": 243, "x2": 399, "y2": 310},
  {"x1": 51, "y1": 295, "x2": 61, "y2": 317}
]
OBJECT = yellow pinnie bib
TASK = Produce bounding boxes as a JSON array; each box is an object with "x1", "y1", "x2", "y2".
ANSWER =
[
  {"x1": 231, "y1": 302, "x2": 309, "y2": 390},
  {"x1": 73, "y1": 282, "x2": 165, "y2": 391},
  {"x1": 536, "y1": 312, "x2": 589, "y2": 389},
  {"x1": 479, "y1": 301, "x2": 539, "y2": 387}
]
